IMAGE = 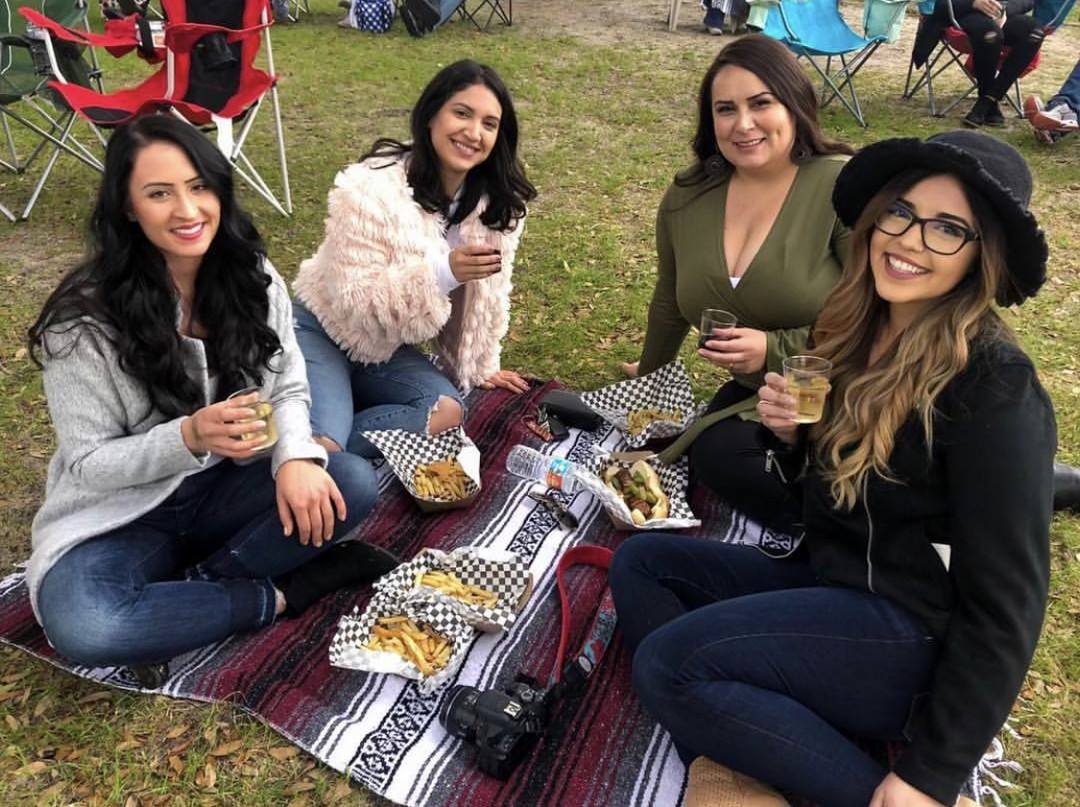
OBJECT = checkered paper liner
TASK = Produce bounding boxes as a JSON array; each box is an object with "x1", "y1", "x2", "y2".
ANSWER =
[
  {"x1": 361, "y1": 427, "x2": 481, "y2": 505},
  {"x1": 577, "y1": 452, "x2": 700, "y2": 531},
  {"x1": 329, "y1": 591, "x2": 474, "y2": 695},
  {"x1": 580, "y1": 360, "x2": 697, "y2": 447},
  {"x1": 375, "y1": 547, "x2": 531, "y2": 632}
]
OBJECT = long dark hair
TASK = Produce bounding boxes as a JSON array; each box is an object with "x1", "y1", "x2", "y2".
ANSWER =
[
  {"x1": 27, "y1": 115, "x2": 281, "y2": 417},
  {"x1": 360, "y1": 59, "x2": 536, "y2": 232},
  {"x1": 678, "y1": 34, "x2": 852, "y2": 186}
]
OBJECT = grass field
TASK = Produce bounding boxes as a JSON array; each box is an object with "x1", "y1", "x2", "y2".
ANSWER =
[{"x1": 0, "y1": 2, "x2": 1078, "y2": 804}]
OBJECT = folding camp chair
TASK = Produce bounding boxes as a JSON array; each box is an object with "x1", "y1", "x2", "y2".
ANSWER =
[
  {"x1": 26, "y1": 0, "x2": 293, "y2": 215},
  {"x1": 903, "y1": 0, "x2": 1077, "y2": 118},
  {"x1": 456, "y1": 0, "x2": 510, "y2": 30},
  {"x1": 759, "y1": 0, "x2": 892, "y2": 127},
  {"x1": 0, "y1": 0, "x2": 103, "y2": 220}
]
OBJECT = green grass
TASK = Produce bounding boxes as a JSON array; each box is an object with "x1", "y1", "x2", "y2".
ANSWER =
[{"x1": 1, "y1": 2, "x2": 1079, "y2": 803}]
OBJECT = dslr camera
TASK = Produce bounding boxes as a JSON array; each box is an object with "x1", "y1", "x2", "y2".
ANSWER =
[{"x1": 438, "y1": 678, "x2": 551, "y2": 779}]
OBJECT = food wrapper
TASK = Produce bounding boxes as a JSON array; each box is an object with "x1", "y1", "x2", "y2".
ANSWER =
[
  {"x1": 361, "y1": 427, "x2": 481, "y2": 512},
  {"x1": 577, "y1": 452, "x2": 700, "y2": 530},
  {"x1": 581, "y1": 360, "x2": 696, "y2": 447},
  {"x1": 375, "y1": 547, "x2": 532, "y2": 632},
  {"x1": 329, "y1": 591, "x2": 474, "y2": 694}
]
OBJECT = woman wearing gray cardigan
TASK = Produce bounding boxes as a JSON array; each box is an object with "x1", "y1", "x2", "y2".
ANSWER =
[{"x1": 26, "y1": 117, "x2": 396, "y2": 688}]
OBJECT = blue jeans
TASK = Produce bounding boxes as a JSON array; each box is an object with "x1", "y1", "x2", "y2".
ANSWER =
[
  {"x1": 293, "y1": 303, "x2": 463, "y2": 459},
  {"x1": 1049, "y1": 57, "x2": 1080, "y2": 114},
  {"x1": 37, "y1": 453, "x2": 378, "y2": 667},
  {"x1": 703, "y1": 3, "x2": 724, "y2": 28},
  {"x1": 610, "y1": 534, "x2": 939, "y2": 807}
]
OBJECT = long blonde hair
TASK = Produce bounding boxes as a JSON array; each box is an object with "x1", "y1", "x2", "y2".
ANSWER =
[{"x1": 810, "y1": 170, "x2": 1013, "y2": 510}]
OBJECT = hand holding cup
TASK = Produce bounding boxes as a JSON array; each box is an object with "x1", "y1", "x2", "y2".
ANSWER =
[
  {"x1": 450, "y1": 242, "x2": 502, "y2": 283},
  {"x1": 181, "y1": 391, "x2": 275, "y2": 458},
  {"x1": 756, "y1": 373, "x2": 800, "y2": 446}
]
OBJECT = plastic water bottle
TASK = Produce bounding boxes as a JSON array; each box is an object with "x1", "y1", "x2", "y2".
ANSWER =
[{"x1": 505, "y1": 445, "x2": 579, "y2": 494}]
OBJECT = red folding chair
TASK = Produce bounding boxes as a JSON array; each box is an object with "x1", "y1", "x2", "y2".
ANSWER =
[
  {"x1": 903, "y1": 0, "x2": 1076, "y2": 118},
  {"x1": 23, "y1": 0, "x2": 292, "y2": 215}
]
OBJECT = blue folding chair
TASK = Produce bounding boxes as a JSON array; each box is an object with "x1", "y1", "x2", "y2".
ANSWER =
[
  {"x1": 904, "y1": 0, "x2": 1077, "y2": 118},
  {"x1": 759, "y1": 0, "x2": 894, "y2": 127}
]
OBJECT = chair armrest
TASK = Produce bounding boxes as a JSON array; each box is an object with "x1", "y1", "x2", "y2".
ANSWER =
[{"x1": 0, "y1": 33, "x2": 33, "y2": 48}]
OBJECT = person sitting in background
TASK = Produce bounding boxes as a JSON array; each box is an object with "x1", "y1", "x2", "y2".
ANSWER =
[
  {"x1": 612, "y1": 130, "x2": 1054, "y2": 807},
  {"x1": 915, "y1": 0, "x2": 1045, "y2": 128},
  {"x1": 1024, "y1": 56, "x2": 1080, "y2": 143},
  {"x1": 293, "y1": 60, "x2": 535, "y2": 461},
  {"x1": 26, "y1": 116, "x2": 395, "y2": 688},
  {"x1": 621, "y1": 35, "x2": 852, "y2": 536}
]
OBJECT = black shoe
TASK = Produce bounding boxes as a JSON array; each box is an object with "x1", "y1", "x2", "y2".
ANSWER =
[
  {"x1": 984, "y1": 100, "x2": 1006, "y2": 127},
  {"x1": 963, "y1": 96, "x2": 995, "y2": 128},
  {"x1": 274, "y1": 541, "x2": 401, "y2": 616},
  {"x1": 403, "y1": 0, "x2": 439, "y2": 33},
  {"x1": 129, "y1": 662, "x2": 169, "y2": 689},
  {"x1": 1053, "y1": 461, "x2": 1080, "y2": 513}
]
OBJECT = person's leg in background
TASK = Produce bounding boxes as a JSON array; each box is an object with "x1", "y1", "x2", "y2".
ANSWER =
[
  {"x1": 990, "y1": 13, "x2": 1043, "y2": 100},
  {"x1": 1026, "y1": 57, "x2": 1080, "y2": 143},
  {"x1": 955, "y1": 10, "x2": 1007, "y2": 126},
  {"x1": 346, "y1": 345, "x2": 464, "y2": 458},
  {"x1": 703, "y1": 0, "x2": 726, "y2": 34}
]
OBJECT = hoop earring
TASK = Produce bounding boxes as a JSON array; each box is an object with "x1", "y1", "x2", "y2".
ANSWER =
[
  {"x1": 705, "y1": 154, "x2": 727, "y2": 177},
  {"x1": 792, "y1": 142, "x2": 811, "y2": 162}
]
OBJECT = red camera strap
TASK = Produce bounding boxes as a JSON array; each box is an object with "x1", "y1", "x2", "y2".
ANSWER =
[{"x1": 548, "y1": 545, "x2": 617, "y2": 693}]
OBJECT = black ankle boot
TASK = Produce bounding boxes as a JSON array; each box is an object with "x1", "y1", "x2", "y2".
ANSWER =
[
  {"x1": 274, "y1": 541, "x2": 401, "y2": 617},
  {"x1": 964, "y1": 96, "x2": 995, "y2": 128},
  {"x1": 984, "y1": 99, "x2": 1006, "y2": 127},
  {"x1": 1053, "y1": 462, "x2": 1080, "y2": 513}
]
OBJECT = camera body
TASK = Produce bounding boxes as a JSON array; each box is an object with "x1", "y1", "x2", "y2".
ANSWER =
[{"x1": 439, "y1": 678, "x2": 550, "y2": 779}]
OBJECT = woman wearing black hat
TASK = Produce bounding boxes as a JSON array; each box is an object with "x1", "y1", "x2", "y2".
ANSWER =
[{"x1": 610, "y1": 130, "x2": 1055, "y2": 807}]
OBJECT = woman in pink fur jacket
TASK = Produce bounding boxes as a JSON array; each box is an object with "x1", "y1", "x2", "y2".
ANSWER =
[{"x1": 293, "y1": 60, "x2": 536, "y2": 457}]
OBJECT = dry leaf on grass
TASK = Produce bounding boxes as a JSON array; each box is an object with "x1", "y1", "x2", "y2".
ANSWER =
[
  {"x1": 32, "y1": 694, "x2": 52, "y2": 718},
  {"x1": 5, "y1": 714, "x2": 20, "y2": 731},
  {"x1": 14, "y1": 760, "x2": 49, "y2": 776},
  {"x1": 287, "y1": 797, "x2": 311, "y2": 807},
  {"x1": 268, "y1": 745, "x2": 300, "y2": 761},
  {"x1": 124, "y1": 796, "x2": 141, "y2": 807},
  {"x1": 115, "y1": 740, "x2": 143, "y2": 752},
  {"x1": 328, "y1": 779, "x2": 353, "y2": 801},
  {"x1": 165, "y1": 724, "x2": 189, "y2": 739},
  {"x1": 76, "y1": 691, "x2": 113, "y2": 706},
  {"x1": 209, "y1": 740, "x2": 244, "y2": 757},
  {"x1": 167, "y1": 755, "x2": 184, "y2": 775},
  {"x1": 195, "y1": 759, "x2": 217, "y2": 789},
  {"x1": 285, "y1": 780, "x2": 317, "y2": 795}
]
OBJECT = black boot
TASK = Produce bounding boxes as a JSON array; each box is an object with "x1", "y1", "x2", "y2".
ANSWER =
[
  {"x1": 963, "y1": 96, "x2": 995, "y2": 128},
  {"x1": 1053, "y1": 461, "x2": 1080, "y2": 513},
  {"x1": 274, "y1": 541, "x2": 400, "y2": 617},
  {"x1": 984, "y1": 99, "x2": 1006, "y2": 127}
]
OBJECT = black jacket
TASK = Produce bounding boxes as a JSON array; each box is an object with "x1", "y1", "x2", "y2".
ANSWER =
[{"x1": 780, "y1": 339, "x2": 1055, "y2": 804}]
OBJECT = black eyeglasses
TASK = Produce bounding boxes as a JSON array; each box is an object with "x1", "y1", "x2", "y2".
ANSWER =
[{"x1": 874, "y1": 202, "x2": 980, "y2": 256}]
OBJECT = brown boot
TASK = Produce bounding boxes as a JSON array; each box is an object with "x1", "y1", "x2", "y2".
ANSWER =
[{"x1": 684, "y1": 758, "x2": 791, "y2": 807}]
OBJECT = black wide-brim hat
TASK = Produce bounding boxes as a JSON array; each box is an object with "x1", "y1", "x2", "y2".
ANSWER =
[{"x1": 832, "y1": 130, "x2": 1047, "y2": 306}]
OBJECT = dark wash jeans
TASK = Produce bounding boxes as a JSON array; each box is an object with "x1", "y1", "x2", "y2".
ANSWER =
[
  {"x1": 609, "y1": 534, "x2": 939, "y2": 807},
  {"x1": 38, "y1": 452, "x2": 378, "y2": 668}
]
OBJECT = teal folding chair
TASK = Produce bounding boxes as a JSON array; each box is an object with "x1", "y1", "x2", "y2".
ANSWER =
[
  {"x1": 0, "y1": 0, "x2": 103, "y2": 221},
  {"x1": 760, "y1": 0, "x2": 895, "y2": 127}
]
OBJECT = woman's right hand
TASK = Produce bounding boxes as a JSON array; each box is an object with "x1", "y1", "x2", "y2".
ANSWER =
[
  {"x1": 973, "y1": 0, "x2": 1004, "y2": 19},
  {"x1": 757, "y1": 372, "x2": 799, "y2": 445},
  {"x1": 181, "y1": 392, "x2": 271, "y2": 458},
  {"x1": 450, "y1": 244, "x2": 503, "y2": 283}
]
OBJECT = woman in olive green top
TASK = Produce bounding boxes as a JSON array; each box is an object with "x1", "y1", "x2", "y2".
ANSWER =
[{"x1": 628, "y1": 35, "x2": 852, "y2": 534}]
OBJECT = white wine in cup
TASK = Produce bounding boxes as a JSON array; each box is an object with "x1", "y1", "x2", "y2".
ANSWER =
[
  {"x1": 782, "y1": 356, "x2": 832, "y2": 425},
  {"x1": 227, "y1": 386, "x2": 278, "y2": 452}
]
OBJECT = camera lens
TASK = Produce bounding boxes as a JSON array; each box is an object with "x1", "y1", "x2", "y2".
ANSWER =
[{"x1": 438, "y1": 685, "x2": 480, "y2": 742}]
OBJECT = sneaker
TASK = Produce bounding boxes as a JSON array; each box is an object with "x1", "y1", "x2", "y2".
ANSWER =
[
  {"x1": 684, "y1": 758, "x2": 791, "y2": 807},
  {"x1": 963, "y1": 96, "x2": 994, "y2": 128},
  {"x1": 706, "y1": 26, "x2": 724, "y2": 35},
  {"x1": 1025, "y1": 96, "x2": 1079, "y2": 132}
]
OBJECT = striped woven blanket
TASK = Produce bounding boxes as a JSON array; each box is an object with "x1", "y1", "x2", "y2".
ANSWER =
[{"x1": 0, "y1": 382, "x2": 1006, "y2": 806}]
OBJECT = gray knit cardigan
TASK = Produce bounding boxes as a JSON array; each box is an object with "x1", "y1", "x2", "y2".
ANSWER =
[{"x1": 26, "y1": 260, "x2": 327, "y2": 621}]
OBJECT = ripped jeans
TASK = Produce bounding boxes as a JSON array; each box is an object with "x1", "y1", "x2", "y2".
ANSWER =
[{"x1": 293, "y1": 302, "x2": 464, "y2": 458}]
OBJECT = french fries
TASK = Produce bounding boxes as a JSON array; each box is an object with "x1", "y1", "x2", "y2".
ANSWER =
[
  {"x1": 626, "y1": 407, "x2": 683, "y2": 436},
  {"x1": 417, "y1": 570, "x2": 499, "y2": 608},
  {"x1": 363, "y1": 616, "x2": 452, "y2": 676},
  {"x1": 413, "y1": 456, "x2": 471, "y2": 502}
]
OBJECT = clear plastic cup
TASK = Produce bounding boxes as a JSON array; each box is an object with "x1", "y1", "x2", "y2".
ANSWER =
[
  {"x1": 226, "y1": 386, "x2": 277, "y2": 452},
  {"x1": 782, "y1": 356, "x2": 832, "y2": 424}
]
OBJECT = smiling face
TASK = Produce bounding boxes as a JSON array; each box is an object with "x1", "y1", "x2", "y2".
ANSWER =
[
  {"x1": 711, "y1": 64, "x2": 796, "y2": 174},
  {"x1": 869, "y1": 174, "x2": 980, "y2": 320},
  {"x1": 127, "y1": 141, "x2": 220, "y2": 272},
  {"x1": 428, "y1": 82, "x2": 502, "y2": 194}
]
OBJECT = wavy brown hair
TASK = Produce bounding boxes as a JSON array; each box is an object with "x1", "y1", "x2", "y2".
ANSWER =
[{"x1": 809, "y1": 170, "x2": 1013, "y2": 510}]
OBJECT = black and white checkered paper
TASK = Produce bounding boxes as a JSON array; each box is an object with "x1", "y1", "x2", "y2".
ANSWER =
[
  {"x1": 329, "y1": 591, "x2": 475, "y2": 694},
  {"x1": 375, "y1": 547, "x2": 531, "y2": 632},
  {"x1": 361, "y1": 427, "x2": 481, "y2": 503},
  {"x1": 581, "y1": 360, "x2": 696, "y2": 447},
  {"x1": 577, "y1": 452, "x2": 700, "y2": 530}
]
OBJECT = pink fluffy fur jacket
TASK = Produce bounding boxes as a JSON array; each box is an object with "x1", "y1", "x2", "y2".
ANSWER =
[{"x1": 293, "y1": 157, "x2": 524, "y2": 391}]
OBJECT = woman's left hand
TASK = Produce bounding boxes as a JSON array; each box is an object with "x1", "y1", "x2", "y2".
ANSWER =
[
  {"x1": 699, "y1": 327, "x2": 768, "y2": 375},
  {"x1": 479, "y1": 370, "x2": 530, "y2": 394},
  {"x1": 868, "y1": 773, "x2": 947, "y2": 807},
  {"x1": 275, "y1": 459, "x2": 346, "y2": 548}
]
